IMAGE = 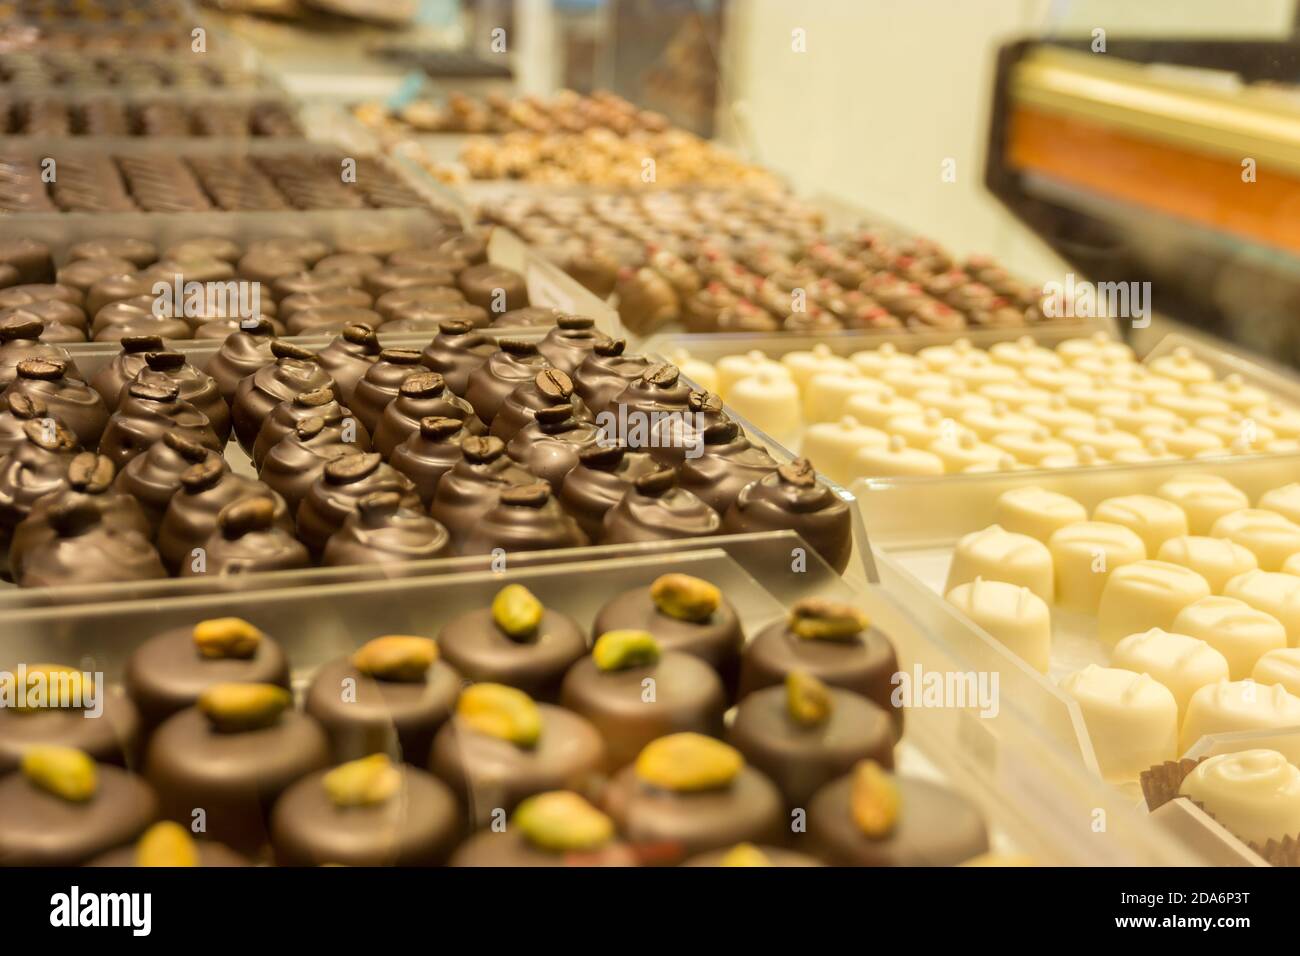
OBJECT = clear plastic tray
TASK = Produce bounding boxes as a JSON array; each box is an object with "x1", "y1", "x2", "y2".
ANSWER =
[{"x1": 0, "y1": 532, "x2": 1202, "y2": 864}]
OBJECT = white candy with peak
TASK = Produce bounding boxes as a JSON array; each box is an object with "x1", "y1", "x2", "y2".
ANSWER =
[
  {"x1": 1097, "y1": 560, "x2": 1211, "y2": 646},
  {"x1": 1060, "y1": 665, "x2": 1178, "y2": 781},
  {"x1": 1111, "y1": 628, "x2": 1229, "y2": 718},
  {"x1": 945, "y1": 577, "x2": 1051, "y2": 673}
]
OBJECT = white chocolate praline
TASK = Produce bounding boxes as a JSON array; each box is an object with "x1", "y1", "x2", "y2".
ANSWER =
[
  {"x1": 946, "y1": 359, "x2": 1021, "y2": 388},
  {"x1": 1157, "y1": 536, "x2": 1258, "y2": 594},
  {"x1": 780, "y1": 344, "x2": 855, "y2": 389},
  {"x1": 1152, "y1": 391, "x2": 1233, "y2": 421},
  {"x1": 1148, "y1": 346, "x2": 1215, "y2": 386},
  {"x1": 917, "y1": 337, "x2": 977, "y2": 371},
  {"x1": 1111, "y1": 628, "x2": 1229, "y2": 718},
  {"x1": 1097, "y1": 560, "x2": 1211, "y2": 646},
  {"x1": 803, "y1": 371, "x2": 892, "y2": 423},
  {"x1": 960, "y1": 403, "x2": 1039, "y2": 441},
  {"x1": 1258, "y1": 483, "x2": 1300, "y2": 525},
  {"x1": 1056, "y1": 331, "x2": 1134, "y2": 366},
  {"x1": 1195, "y1": 412, "x2": 1275, "y2": 446},
  {"x1": 989, "y1": 335, "x2": 1062, "y2": 371},
  {"x1": 1180, "y1": 749, "x2": 1300, "y2": 847},
  {"x1": 1092, "y1": 494, "x2": 1189, "y2": 555},
  {"x1": 964, "y1": 455, "x2": 1030, "y2": 474},
  {"x1": 1189, "y1": 374, "x2": 1269, "y2": 412},
  {"x1": 945, "y1": 524, "x2": 1054, "y2": 601},
  {"x1": 914, "y1": 380, "x2": 992, "y2": 419},
  {"x1": 1059, "y1": 665, "x2": 1178, "y2": 781},
  {"x1": 945, "y1": 577, "x2": 1051, "y2": 673},
  {"x1": 1156, "y1": 474, "x2": 1250, "y2": 535},
  {"x1": 991, "y1": 427, "x2": 1075, "y2": 465},
  {"x1": 849, "y1": 342, "x2": 918, "y2": 376},
  {"x1": 1246, "y1": 403, "x2": 1300, "y2": 440},
  {"x1": 928, "y1": 431, "x2": 1004, "y2": 473},
  {"x1": 1140, "y1": 421, "x2": 1224, "y2": 457},
  {"x1": 880, "y1": 366, "x2": 951, "y2": 398},
  {"x1": 1096, "y1": 395, "x2": 1181, "y2": 434},
  {"x1": 887, "y1": 407, "x2": 957, "y2": 447},
  {"x1": 1224, "y1": 570, "x2": 1300, "y2": 647},
  {"x1": 977, "y1": 381, "x2": 1052, "y2": 411},
  {"x1": 726, "y1": 370, "x2": 802, "y2": 440},
  {"x1": 1062, "y1": 380, "x2": 1131, "y2": 413},
  {"x1": 854, "y1": 435, "x2": 944, "y2": 477},
  {"x1": 1174, "y1": 596, "x2": 1286, "y2": 680},
  {"x1": 1060, "y1": 418, "x2": 1145, "y2": 458},
  {"x1": 1267, "y1": 438, "x2": 1300, "y2": 454},
  {"x1": 1253, "y1": 648, "x2": 1300, "y2": 697},
  {"x1": 1024, "y1": 364, "x2": 1093, "y2": 393},
  {"x1": 801, "y1": 417, "x2": 888, "y2": 486},
  {"x1": 1110, "y1": 367, "x2": 1184, "y2": 399},
  {"x1": 1181, "y1": 680, "x2": 1300, "y2": 753},
  {"x1": 995, "y1": 486, "x2": 1087, "y2": 542},
  {"x1": 1048, "y1": 521, "x2": 1147, "y2": 613},
  {"x1": 1210, "y1": 509, "x2": 1300, "y2": 572},
  {"x1": 843, "y1": 391, "x2": 922, "y2": 431},
  {"x1": 715, "y1": 350, "x2": 787, "y2": 397},
  {"x1": 1021, "y1": 395, "x2": 1096, "y2": 433}
]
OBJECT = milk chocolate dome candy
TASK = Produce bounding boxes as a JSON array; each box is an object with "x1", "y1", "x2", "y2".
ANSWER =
[
  {"x1": 306, "y1": 635, "x2": 461, "y2": 766},
  {"x1": 615, "y1": 266, "x2": 680, "y2": 334},
  {"x1": 602, "y1": 733, "x2": 784, "y2": 864},
  {"x1": 808, "y1": 760, "x2": 989, "y2": 866},
  {"x1": 0, "y1": 747, "x2": 158, "y2": 866},
  {"x1": 0, "y1": 316, "x2": 82, "y2": 390},
  {"x1": 0, "y1": 237, "x2": 54, "y2": 285},
  {"x1": 676, "y1": 420, "x2": 780, "y2": 515},
  {"x1": 451, "y1": 790, "x2": 638, "y2": 867},
  {"x1": 573, "y1": 338, "x2": 653, "y2": 415},
  {"x1": 723, "y1": 459, "x2": 853, "y2": 573},
  {"x1": 739, "y1": 599, "x2": 902, "y2": 732},
  {"x1": 438, "y1": 584, "x2": 588, "y2": 702},
  {"x1": 259, "y1": 416, "x2": 360, "y2": 512},
  {"x1": 17, "y1": 497, "x2": 167, "y2": 589},
  {"x1": 0, "y1": 418, "x2": 79, "y2": 538},
  {"x1": 373, "y1": 372, "x2": 482, "y2": 458},
  {"x1": 204, "y1": 318, "x2": 277, "y2": 404},
  {"x1": 90, "y1": 298, "x2": 193, "y2": 344},
  {"x1": 729, "y1": 672, "x2": 895, "y2": 812},
  {"x1": 185, "y1": 497, "x2": 312, "y2": 577},
  {"x1": 429, "y1": 683, "x2": 606, "y2": 827},
  {"x1": 375, "y1": 284, "x2": 465, "y2": 323},
  {"x1": 271, "y1": 753, "x2": 462, "y2": 867},
  {"x1": 125, "y1": 617, "x2": 291, "y2": 729},
  {"x1": 9, "y1": 453, "x2": 151, "y2": 578},
  {"x1": 252, "y1": 386, "x2": 370, "y2": 469},
  {"x1": 99, "y1": 381, "x2": 222, "y2": 471},
  {"x1": 314, "y1": 323, "x2": 381, "y2": 404},
  {"x1": 116, "y1": 433, "x2": 226, "y2": 533},
  {"x1": 602, "y1": 468, "x2": 722, "y2": 544},
  {"x1": 464, "y1": 340, "x2": 552, "y2": 425},
  {"x1": 88, "y1": 820, "x2": 250, "y2": 867},
  {"x1": 322, "y1": 491, "x2": 453, "y2": 567},
  {"x1": 647, "y1": 390, "x2": 732, "y2": 468},
  {"x1": 561, "y1": 630, "x2": 727, "y2": 772},
  {"x1": 420, "y1": 319, "x2": 497, "y2": 396},
  {"x1": 536, "y1": 316, "x2": 603, "y2": 374},
  {"x1": 458, "y1": 262, "x2": 529, "y2": 315},
  {"x1": 145, "y1": 683, "x2": 331, "y2": 855},
  {"x1": 390, "y1": 416, "x2": 472, "y2": 506},
  {"x1": 349, "y1": 348, "x2": 426, "y2": 434},
  {"x1": 683, "y1": 843, "x2": 824, "y2": 867},
  {"x1": 430, "y1": 435, "x2": 537, "y2": 550},
  {"x1": 231, "y1": 340, "x2": 337, "y2": 450},
  {"x1": 87, "y1": 334, "x2": 166, "y2": 408},
  {"x1": 559, "y1": 444, "x2": 661, "y2": 540},
  {"x1": 492, "y1": 368, "x2": 595, "y2": 443},
  {"x1": 506, "y1": 405, "x2": 604, "y2": 488},
  {"x1": 1, "y1": 358, "x2": 109, "y2": 448},
  {"x1": 157, "y1": 458, "x2": 292, "y2": 574},
  {"x1": 460, "y1": 482, "x2": 590, "y2": 556},
  {"x1": 0, "y1": 665, "x2": 142, "y2": 774},
  {"x1": 2, "y1": 300, "x2": 88, "y2": 343},
  {"x1": 296, "y1": 452, "x2": 422, "y2": 556}
]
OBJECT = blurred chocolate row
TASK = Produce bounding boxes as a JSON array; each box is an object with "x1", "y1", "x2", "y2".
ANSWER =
[
  {"x1": 0, "y1": 52, "x2": 264, "y2": 89},
  {"x1": 0, "y1": 96, "x2": 301, "y2": 137}
]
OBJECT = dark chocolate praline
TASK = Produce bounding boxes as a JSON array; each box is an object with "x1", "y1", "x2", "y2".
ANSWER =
[
  {"x1": 124, "y1": 618, "x2": 291, "y2": 728},
  {"x1": 459, "y1": 482, "x2": 589, "y2": 556},
  {"x1": 390, "y1": 416, "x2": 471, "y2": 506},
  {"x1": 17, "y1": 498, "x2": 167, "y2": 589},
  {"x1": 1, "y1": 357, "x2": 108, "y2": 448},
  {"x1": 558, "y1": 443, "x2": 661, "y2": 540},
  {"x1": 99, "y1": 381, "x2": 221, "y2": 471},
  {"x1": 203, "y1": 318, "x2": 277, "y2": 404},
  {"x1": 348, "y1": 348, "x2": 425, "y2": 434},
  {"x1": 722, "y1": 459, "x2": 853, "y2": 573},
  {"x1": 506, "y1": 404, "x2": 603, "y2": 489},
  {"x1": 372, "y1": 372, "x2": 481, "y2": 458},
  {"x1": 677, "y1": 420, "x2": 781, "y2": 515},
  {"x1": 296, "y1": 452, "x2": 421, "y2": 556},
  {"x1": 56, "y1": 256, "x2": 137, "y2": 295},
  {"x1": 0, "y1": 392, "x2": 51, "y2": 459},
  {"x1": 231, "y1": 340, "x2": 335, "y2": 452},
  {"x1": 122, "y1": 351, "x2": 231, "y2": 444},
  {"x1": 573, "y1": 339, "x2": 653, "y2": 415},
  {"x1": 458, "y1": 263, "x2": 529, "y2": 315},
  {"x1": 271, "y1": 759, "x2": 461, "y2": 867},
  {"x1": 807, "y1": 767, "x2": 989, "y2": 866},
  {"x1": 463, "y1": 340, "x2": 551, "y2": 425},
  {"x1": 429, "y1": 435, "x2": 536, "y2": 551},
  {"x1": 0, "y1": 316, "x2": 82, "y2": 390},
  {"x1": 89, "y1": 828, "x2": 250, "y2": 867},
  {"x1": 88, "y1": 334, "x2": 167, "y2": 408},
  {"x1": 0, "y1": 758, "x2": 158, "y2": 866},
  {"x1": 270, "y1": 269, "x2": 356, "y2": 303},
  {"x1": 491, "y1": 368, "x2": 593, "y2": 442},
  {"x1": 313, "y1": 323, "x2": 381, "y2": 404},
  {"x1": 251, "y1": 385, "x2": 369, "y2": 469},
  {"x1": 90, "y1": 297, "x2": 192, "y2": 343},
  {"x1": 438, "y1": 585, "x2": 587, "y2": 702},
  {"x1": 374, "y1": 284, "x2": 464, "y2": 323},
  {"x1": 0, "y1": 418, "x2": 80, "y2": 537},
  {"x1": 452, "y1": 822, "x2": 637, "y2": 867},
  {"x1": 183, "y1": 496, "x2": 312, "y2": 577},
  {"x1": 490, "y1": 306, "x2": 566, "y2": 331},
  {"x1": 285, "y1": 305, "x2": 383, "y2": 337},
  {"x1": 420, "y1": 319, "x2": 497, "y2": 396},
  {"x1": 364, "y1": 264, "x2": 457, "y2": 299},
  {"x1": 2, "y1": 301, "x2": 88, "y2": 343},
  {"x1": 534, "y1": 316, "x2": 602, "y2": 374},
  {"x1": 0, "y1": 237, "x2": 55, "y2": 285},
  {"x1": 601, "y1": 468, "x2": 721, "y2": 544},
  {"x1": 258, "y1": 416, "x2": 367, "y2": 514},
  {"x1": 647, "y1": 390, "x2": 732, "y2": 468},
  {"x1": 115, "y1": 433, "x2": 225, "y2": 533},
  {"x1": 0, "y1": 677, "x2": 142, "y2": 774},
  {"x1": 321, "y1": 490, "x2": 452, "y2": 568},
  {"x1": 304, "y1": 635, "x2": 461, "y2": 766}
]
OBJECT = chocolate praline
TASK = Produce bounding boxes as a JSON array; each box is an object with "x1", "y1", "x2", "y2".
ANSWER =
[
  {"x1": 458, "y1": 263, "x2": 529, "y2": 315},
  {"x1": 390, "y1": 416, "x2": 471, "y2": 506},
  {"x1": 601, "y1": 468, "x2": 721, "y2": 544},
  {"x1": 252, "y1": 385, "x2": 369, "y2": 469},
  {"x1": 0, "y1": 392, "x2": 50, "y2": 459},
  {"x1": 534, "y1": 316, "x2": 603, "y2": 374},
  {"x1": 491, "y1": 368, "x2": 593, "y2": 442},
  {"x1": 506, "y1": 405, "x2": 603, "y2": 488},
  {"x1": 88, "y1": 334, "x2": 167, "y2": 408},
  {"x1": 89, "y1": 832, "x2": 250, "y2": 867},
  {"x1": 270, "y1": 269, "x2": 357, "y2": 303},
  {"x1": 285, "y1": 305, "x2": 383, "y2": 337},
  {"x1": 121, "y1": 351, "x2": 231, "y2": 444},
  {"x1": 84, "y1": 272, "x2": 157, "y2": 320},
  {"x1": 429, "y1": 701, "x2": 605, "y2": 827},
  {"x1": 90, "y1": 297, "x2": 192, "y2": 343},
  {"x1": 321, "y1": 490, "x2": 452, "y2": 567},
  {"x1": 56, "y1": 256, "x2": 137, "y2": 295},
  {"x1": 464, "y1": 340, "x2": 551, "y2": 425},
  {"x1": 558, "y1": 444, "x2": 661, "y2": 539},
  {"x1": 573, "y1": 339, "x2": 653, "y2": 414},
  {"x1": 270, "y1": 761, "x2": 461, "y2": 866},
  {"x1": 165, "y1": 236, "x2": 241, "y2": 263},
  {"x1": 610, "y1": 363, "x2": 693, "y2": 422},
  {"x1": 0, "y1": 284, "x2": 82, "y2": 311},
  {"x1": 349, "y1": 348, "x2": 425, "y2": 433},
  {"x1": 18, "y1": 498, "x2": 167, "y2": 588},
  {"x1": 0, "y1": 681, "x2": 142, "y2": 774},
  {"x1": 203, "y1": 319, "x2": 277, "y2": 404},
  {"x1": 491, "y1": 306, "x2": 565, "y2": 331},
  {"x1": 184, "y1": 496, "x2": 312, "y2": 577},
  {"x1": 364, "y1": 264, "x2": 457, "y2": 299},
  {"x1": 372, "y1": 372, "x2": 480, "y2": 458},
  {"x1": 115, "y1": 433, "x2": 225, "y2": 533},
  {"x1": 723, "y1": 459, "x2": 853, "y2": 573},
  {"x1": 0, "y1": 760, "x2": 158, "y2": 866},
  {"x1": 429, "y1": 435, "x2": 536, "y2": 550},
  {"x1": 99, "y1": 381, "x2": 221, "y2": 471},
  {"x1": 729, "y1": 681, "x2": 895, "y2": 810},
  {"x1": 807, "y1": 769, "x2": 989, "y2": 866},
  {"x1": 561, "y1": 648, "x2": 726, "y2": 772},
  {"x1": 648, "y1": 391, "x2": 732, "y2": 468},
  {"x1": 296, "y1": 452, "x2": 421, "y2": 556},
  {"x1": 375, "y1": 284, "x2": 464, "y2": 322},
  {"x1": 459, "y1": 482, "x2": 589, "y2": 556},
  {"x1": 125, "y1": 621, "x2": 291, "y2": 728},
  {"x1": 144, "y1": 696, "x2": 331, "y2": 856},
  {"x1": 1, "y1": 357, "x2": 108, "y2": 448},
  {"x1": 258, "y1": 416, "x2": 359, "y2": 513},
  {"x1": 452, "y1": 825, "x2": 637, "y2": 867},
  {"x1": 438, "y1": 588, "x2": 587, "y2": 701},
  {"x1": 0, "y1": 237, "x2": 54, "y2": 285},
  {"x1": 2, "y1": 301, "x2": 88, "y2": 343},
  {"x1": 231, "y1": 341, "x2": 336, "y2": 451},
  {"x1": 0, "y1": 418, "x2": 80, "y2": 537},
  {"x1": 157, "y1": 458, "x2": 292, "y2": 573},
  {"x1": 0, "y1": 317, "x2": 81, "y2": 389},
  {"x1": 314, "y1": 323, "x2": 381, "y2": 404},
  {"x1": 305, "y1": 634, "x2": 460, "y2": 766},
  {"x1": 420, "y1": 320, "x2": 497, "y2": 396},
  {"x1": 677, "y1": 420, "x2": 780, "y2": 515}
]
